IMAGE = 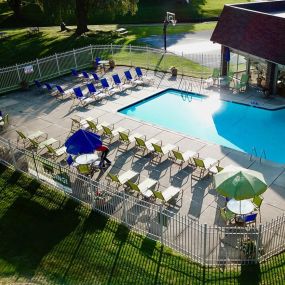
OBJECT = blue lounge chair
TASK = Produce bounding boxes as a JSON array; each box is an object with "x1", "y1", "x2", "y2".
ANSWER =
[
  {"x1": 34, "y1": 80, "x2": 47, "y2": 93},
  {"x1": 73, "y1": 87, "x2": 95, "y2": 107},
  {"x1": 44, "y1": 83, "x2": 54, "y2": 93},
  {"x1": 112, "y1": 74, "x2": 132, "y2": 91},
  {"x1": 86, "y1": 82, "x2": 105, "y2": 101},
  {"x1": 82, "y1": 71, "x2": 91, "y2": 81},
  {"x1": 34, "y1": 80, "x2": 42, "y2": 88},
  {"x1": 124, "y1": 70, "x2": 144, "y2": 87},
  {"x1": 238, "y1": 213, "x2": 257, "y2": 226},
  {"x1": 94, "y1": 57, "x2": 101, "y2": 70},
  {"x1": 91, "y1": 72, "x2": 100, "y2": 83},
  {"x1": 71, "y1": 68, "x2": 79, "y2": 76},
  {"x1": 55, "y1": 85, "x2": 72, "y2": 100},
  {"x1": 100, "y1": 78, "x2": 121, "y2": 96},
  {"x1": 71, "y1": 68, "x2": 82, "y2": 80},
  {"x1": 135, "y1": 67, "x2": 155, "y2": 84}
]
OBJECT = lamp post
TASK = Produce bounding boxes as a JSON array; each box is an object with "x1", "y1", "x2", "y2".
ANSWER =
[
  {"x1": 163, "y1": 18, "x2": 169, "y2": 52},
  {"x1": 163, "y1": 12, "x2": 176, "y2": 52}
]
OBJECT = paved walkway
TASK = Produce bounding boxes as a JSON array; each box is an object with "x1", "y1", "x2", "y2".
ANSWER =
[{"x1": 0, "y1": 67, "x2": 284, "y2": 226}]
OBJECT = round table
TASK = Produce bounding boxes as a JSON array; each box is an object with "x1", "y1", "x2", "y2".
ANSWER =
[
  {"x1": 75, "y1": 153, "x2": 99, "y2": 165},
  {"x1": 227, "y1": 199, "x2": 255, "y2": 215},
  {"x1": 98, "y1": 60, "x2": 109, "y2": 71}
]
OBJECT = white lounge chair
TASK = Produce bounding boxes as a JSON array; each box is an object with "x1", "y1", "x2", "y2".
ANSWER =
[
  {"x1": 127, "y1": 178, "x2": 158, "y2": 198},
  {"x1": 107, "y1": 170, "x2": 138, "y2": 187},
  {"x1": 152, "y1": 186, "x2": 182, "y2": 204}
]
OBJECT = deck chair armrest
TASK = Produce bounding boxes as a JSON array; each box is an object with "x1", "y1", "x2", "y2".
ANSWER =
[
  {"x1": 156, "y1": 180, "x2": 160, "y2": 190},
  {"x1": 43, "y1": 132, "x2": 48, "y2": 139}
]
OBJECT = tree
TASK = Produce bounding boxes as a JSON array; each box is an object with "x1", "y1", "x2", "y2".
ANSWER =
[
  {"x1": 7, "y1": 0, "x2": 22, "y2": 19},
  {"x1": 75, "y1": 0, "x2": 138, "y2": 35},
  {"x1": 75, "y1": 0, "x2": 89, "y2": 35}
]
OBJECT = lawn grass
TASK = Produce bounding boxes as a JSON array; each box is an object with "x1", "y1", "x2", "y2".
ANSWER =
[
  {"x1": 0, "y1": 164, "x2": 285, "y2": 284},
  {"x1": 0, "y1": 23, "x2": 215, "y2": 74}
]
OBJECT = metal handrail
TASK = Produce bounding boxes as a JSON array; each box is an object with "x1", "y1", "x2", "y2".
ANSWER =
[
  {"x1": 260, "y1": 149, "x2": 266, "y2": 163},
  {"x1": 250, "y1": 146, "x2": 258, "y2": 161}
]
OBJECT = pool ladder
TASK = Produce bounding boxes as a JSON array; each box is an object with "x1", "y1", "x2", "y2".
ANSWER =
[
  {"x1": 180, "y1": 81, "x2": 193, "y2": 101},
  {"x1": 250, "y1": 147, "x2": 267, "y2": 163}
]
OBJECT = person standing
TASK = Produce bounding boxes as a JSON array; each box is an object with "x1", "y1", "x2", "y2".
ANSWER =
[{"x1": 96, "y1": 145, "x2": 111, "y2": 168}]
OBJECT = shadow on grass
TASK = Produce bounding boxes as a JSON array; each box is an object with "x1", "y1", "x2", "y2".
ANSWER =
[
  {"x1": 0, "y1": 193, "x2": 80, "y2": 279},
  {"x1": 239, "y1": 263, "x2": 260, "y2": 284},
  {"x1": 0, "y1": 29, "x2": 119, "y2": 67},
  {"x1": 1, "y1": 166, "x2": 285, "y2": 284}
]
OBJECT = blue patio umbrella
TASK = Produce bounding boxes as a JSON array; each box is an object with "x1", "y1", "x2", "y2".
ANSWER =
[{"x1": 65, "y1": 129, "x2": 102, "y2": 155}]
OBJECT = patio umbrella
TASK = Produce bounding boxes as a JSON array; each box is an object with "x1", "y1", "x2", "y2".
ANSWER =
[
  {"x1": 65, "y1": 129, "x2": 102, "y2": 155},
  {"x1": 214, "y1": 165, "x2": 267, "y2": 200}
]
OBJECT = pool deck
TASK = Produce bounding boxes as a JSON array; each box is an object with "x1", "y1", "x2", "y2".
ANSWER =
[{"x1": 1, "y1": 66, "x2": 285, "y2": 226}]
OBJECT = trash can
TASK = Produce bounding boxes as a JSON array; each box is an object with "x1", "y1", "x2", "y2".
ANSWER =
[
  {"x1": 170, "y1": 66, "x2": 178, "y2": 77},
  {"x1": 109, "y1": 59, "x2": 115, "y2": 69}
]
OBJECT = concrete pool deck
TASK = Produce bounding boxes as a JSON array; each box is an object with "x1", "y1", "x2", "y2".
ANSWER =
[{"x1": 0, "y1": 67, "x2": 284, "y2": 226}]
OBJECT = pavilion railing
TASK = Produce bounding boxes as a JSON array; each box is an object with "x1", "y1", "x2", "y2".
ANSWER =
[
  {"x1": 0, "y1": 44, "x2": 222, "y2": 94},
  {"x1": 0, "y1": 136, "x2": 284, "y2": 266}
]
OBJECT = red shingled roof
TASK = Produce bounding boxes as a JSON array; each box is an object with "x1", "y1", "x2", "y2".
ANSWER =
[{"x1": 211, "y1": 4, "x2": 285, "y2": 65}]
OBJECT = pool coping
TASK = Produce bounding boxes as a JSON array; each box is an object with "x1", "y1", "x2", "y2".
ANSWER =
[{"x1": 118, "y1": 87, "x2": 285, "y2": 112}]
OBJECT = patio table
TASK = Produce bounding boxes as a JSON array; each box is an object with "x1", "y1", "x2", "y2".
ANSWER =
[
  {"x1": 75, "y1": 153, "x2": 99, "y2": 165},
  {"x1": 98, "y1": 60, "x2": 109, "y2": 71},
  {"x1": 227, "y1": 199, "x2": 255, "y2": 215}
]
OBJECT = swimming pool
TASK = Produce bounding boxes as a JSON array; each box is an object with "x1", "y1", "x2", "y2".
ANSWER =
[{"x1": 119, "y1": 89, "x2": 285, "y2": 164}]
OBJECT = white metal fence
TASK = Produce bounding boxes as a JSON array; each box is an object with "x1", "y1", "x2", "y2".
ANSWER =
[
  {"x1": 0, "y1": 136, "x2": 284, "y2": 266},
  {"x1": 0, "y1": 44, "x2": 222, "y2": 94}
]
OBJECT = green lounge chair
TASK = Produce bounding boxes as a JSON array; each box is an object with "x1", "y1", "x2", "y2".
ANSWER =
[
  {"x1": 171, "y1": 147, "x2": 197, "y2": 167},
  {"x1": 152, "y1": 186, "x2": 181, "y2": 205},
  {"x1": 118, "y1": 130, "x2": 142, "y2": 149},
  {"x1": 86, "y1": 119, "x2": 100, "y2": 133},
  {"x1": 151, "y1": 142, "x2": 176, "y2": 163},
  {"x1": 107, "y1": 170, "x2": 138, "y2": 187},
  {"x1": 16, "y1": 130, "x2": 47, "y2": 147},
  {"x1": 28, "y1": 137, "x2": 58, "y2": 153},
  {"x1": 252, "y1": 195, "x2": 263, "y2": 222},
  {"x1": 102, "y1": 124, "x2": 126, "y2": 143},
  {"x1": 193, "y1": 156, "x2": 218, "y2": 178},
  {"x1": 45, "y1": 144, "x2": 67, "y2": 161},
  {"x1": 70, "y1": 116, "x2": 93, "y2": 133},
  {"x1": 134, "y1": 136, "x2": 158, "y2": 157},
  {"x1": 225, "y1": 71, "x2": 235, "y2": 88},
  {"x1": 127, "y1": 178, "x2": 158, "y2": 198},
  {"x1": 211, "y1": 68, "x2": 220, "y2": 85},
  {"x1": 77, "y1": 164, "x2": 92, "y2": 176},
  {"x1": 209, "y1": 161, "x2": 224, "y2": 175},
  {"x1": 220, "y1": 207, "x2": 235, "y2": 225},
  {"x1": 234, "y1": 74, "x2": 249, "y2": 92}
]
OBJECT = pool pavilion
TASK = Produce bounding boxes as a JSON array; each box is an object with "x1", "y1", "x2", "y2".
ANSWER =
[{"x1": 211, "y1": 0, "x2": 285, "y2": 96}]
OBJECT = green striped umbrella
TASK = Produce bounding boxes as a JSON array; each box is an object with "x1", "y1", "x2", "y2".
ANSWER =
[{"x1": 214, "y1": 166, "x2": 267, "y2": 200}]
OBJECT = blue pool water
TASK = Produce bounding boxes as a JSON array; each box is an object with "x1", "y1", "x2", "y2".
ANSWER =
[{"x1": 119, "y1": 89, "x2": 285, "y2": 164}]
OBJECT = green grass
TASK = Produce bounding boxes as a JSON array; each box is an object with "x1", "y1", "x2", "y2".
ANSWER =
[
  {"x1": 0, "y1": 23, "x2": 215, "y2": 75},
  {"x1": 0, "y1": 164, "x2": 285, "y2": 284}
]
